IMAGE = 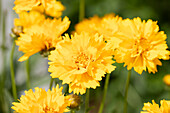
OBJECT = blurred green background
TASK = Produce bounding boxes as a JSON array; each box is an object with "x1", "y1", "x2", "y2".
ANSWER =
[{"x1": 0, "y1": 0, "x2": 170, "y2": 113}]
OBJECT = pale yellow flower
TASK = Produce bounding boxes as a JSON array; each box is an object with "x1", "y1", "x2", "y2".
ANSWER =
[
  {"x1": 141, "y1": 100, "x2": 170, "y2": 113},
  {"x1": 12, "y1": 85, "x2": 70, "y2": 113},
  {"x1": 13, "y1": 0, "x2": 65, "y2": 17},
  {"x1": 48, "y1": 32, "x2": 116, "y2": 94},
  {"x1": 114, "y1": 17, "x2": 170, "y2": 74}
]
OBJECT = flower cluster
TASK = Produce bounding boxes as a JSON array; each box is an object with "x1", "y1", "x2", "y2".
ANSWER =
[
  {"x1": 13, "y1": 1, "x2": 70, "y2": 62},
  {"x1": 75, "y1": 16, "x2": 170, "y2": 74},
  {"x1": 12, "y1": 0, "x2": 170, "y2": 112}
]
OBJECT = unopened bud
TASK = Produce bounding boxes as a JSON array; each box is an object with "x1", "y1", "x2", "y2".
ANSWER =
[
  {"x1": 68, "y1": 94, "x2": 81, "y2": 109},
  {"x1": 11, "y1": 26, "x2": 23, "y2": 37}
]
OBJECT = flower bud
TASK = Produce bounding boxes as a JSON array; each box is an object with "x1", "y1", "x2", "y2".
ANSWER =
[
  {"x1": 68, "y1": 94, "x2": 81, "y2": 109},
  {"x1": 11, "y1": 26, "x2": 23, "y2": 37}
]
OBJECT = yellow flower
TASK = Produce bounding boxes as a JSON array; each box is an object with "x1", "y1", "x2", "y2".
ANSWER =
[
  {"x1": 141, "y1": 100, "x2": 170, "y2": 113},
  {"x1": 13, "y1": 0, "x2": 41, "y2": 13},
  {"x1": 13, "y1": 0, "x2": 65, "y2": 17},
  {"x1": 75, "y1": 13, "x2": 122, "y2": 49},
  {"x1": 163, "y1": 74, "x2": 170, "y2": 86},
  {"x1": 11, "y1": 85, "x2": 70, "y2": 113},
  {"x1": 14, "y1": 11, "x2": 45, "y2": 32},
  {"x1": 48, "y1": 32, "x2": 116, "y2": 94},
  {"x1": 114, "y1": 17, "x2": 170, "y2": 74},
  {"x1": 16, "y1": 16, "x2": 70, "y2": 62}
]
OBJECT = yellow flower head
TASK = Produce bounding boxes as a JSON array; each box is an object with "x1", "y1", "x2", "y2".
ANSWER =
[
  {"x1": 16, "y1": 16, "x2": 70, "y2": 62},
  {"x1": 114, "y1": 17, "x2": 170, "y2": 74},
  {"x1": 48, "y1": 32, "x2": 116, "y2": 94},
  {"x1": 13, "y1": 0, "x2": 65, "y2": 17},
  {"x1": 12, "y1": 85, "x2": 70, "y2": 113},
  {"x1": 14, "y1": 11, "x2": 45, "y2": 32},
  {"x1": 163, "y1": 74, "x2": 170, "y2": 86},
  {"x1": 75, "y1": 13, "x2": 122, "y2": 49},
  {"x1": 141, "y1": 100, "x2": 170, "y2": 113}
]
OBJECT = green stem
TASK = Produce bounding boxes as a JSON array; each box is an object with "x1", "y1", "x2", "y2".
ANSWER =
[
  {"x1": 1, "y1": 8, "x2": 7, "y2": 113},
  {"x1": 64, "y1": 84, "x2": 69, "y2": 96},
  {"x1": 79, "y1": 0, "x2": 85, "y2": 21},
  {"x1": 49, "y1": 78, "x2": 54, "y2": 90},
  {"x1": 10, "y1": 40, "x2": 17, "y2": 101},
  {"x1": 1, "y1": 9, "x2": 6, "y2": 95},
  {"x1": 25, "y1": 59, "x2": 31, "y2": 90},
  {"x1": 98, "y1": 73, "x2": 110, "y2": 113},
  {"x1": 85, "y1": 89, "x2": 90, "y2": 113},
  {"x1": 123, "y1": 70, "x2": 131, "y2": 113}
]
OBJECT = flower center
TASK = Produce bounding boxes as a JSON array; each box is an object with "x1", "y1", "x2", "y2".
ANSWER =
[
  {"x1": 132, "y1": 37, "x2": 150, "y2": 57},
  {"x1": 139, "y1": 38, "x2": 149, "y2": 50},
  {"x1": 74, "y1": 52, "x2": 90, "y2": 70},
  {"x1": 43, "y1": 106, "x2": 55, "y2": 113}
]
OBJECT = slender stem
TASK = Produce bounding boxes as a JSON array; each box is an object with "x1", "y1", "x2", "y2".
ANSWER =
[
  {"x1": 64, "y1": 84, "x2": 69, "y2": 96},
  {"x1": 10, "y1": 40, "x2": 17, "y2": 101},
  {"x1": 1, "y1": 9, "x2": 6, "y2": 94},
  {"x1": 98, "y1": 73, "x2": 110, "y2": 113},
  {"x1": 25, "y1": 59, "x2": 31, "y2": 90},
  {"x1": 85, "y1": 89, "x2": 90, "y2": 113},
  {"x1": 1, "y1": 7, "x2": 7, "y2": 113},
  {"x1": 49, "y1": 78, "x2": 54, "y2": 90},
  {"x1": 123, "y1": 70, "x2": 131, "y2": 113},
  {"x1": 54, "y1": 78, "x2": 58, "y2": 86},
  {"x1": 79, "y1": 0, "x2": 85, "y2": 21}
]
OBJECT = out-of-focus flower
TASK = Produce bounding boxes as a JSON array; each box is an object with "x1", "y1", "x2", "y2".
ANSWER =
[
  {"x1": 48, "y1": 32, "x2": 116, "y2": 94},
  {"x1": 12, "y1": 85, "x2": 70, "y2": 113},
  {"x1": 13, "y1": 0, "x2": 41, "y2": 13},
  {"x1": 14, "y1": 11, "x2": 45, "y2": 32},
  {"x1": 16, "y1": 16, "x2": 70, "y2": 61},
  {"x1": 114, "y1": 17, "x2": 170, "y2": 74},
  {"x1": 13, "y1": 0, "x2": 65, "y2": 17},
  {"x1": 163, "y1": 74, "x2": 170, "y2": 86},
  {"x1": 75, "y1": 13, "x2": 122, "y2": 49},
  {"x1": 141, "y1": 100, "x2": 170, "y2": 113}
]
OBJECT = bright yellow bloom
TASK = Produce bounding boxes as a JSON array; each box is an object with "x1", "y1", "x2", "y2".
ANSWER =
[
  {"x1": 163, "y1": 74, "x2": 170, "y2": 86},
  {"x1": 12, "y1": 85, "x2": 70, "y2": 113},
  {"x1": 141, "y1": 100, "x2": 170, "y2": 113},
  {"x1": 14, "y1": 11, "x2": 45, "y2": 32},
  {"x1": 75, "y1": 13, "x2": 122, "y2": 49},
  {"x1": 16, "y1": 16, "x2": 70, "y2": 62},
  {"x1": 48, "y1": 32, "x2": 116, "y2": 94},
  {"x1": 13, "y1": 0, "x2": 65, "y2": 17},
  {"x1": 114, "y1": 17, "x2": 170, "y2": 74}
]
